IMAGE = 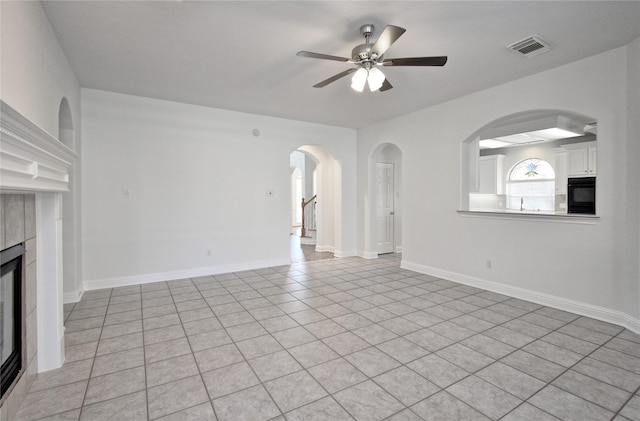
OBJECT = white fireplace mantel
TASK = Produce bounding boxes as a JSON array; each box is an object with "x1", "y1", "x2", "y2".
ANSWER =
[
  {"x1": 1, "y1": 100, "x2": 78, "y2": 372},
  {"x1": 1, "y1": 100, "x2": 77, "y2": 193}
]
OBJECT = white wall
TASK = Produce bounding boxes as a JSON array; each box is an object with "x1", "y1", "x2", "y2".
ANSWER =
[
  {"x1": 304, "y1": 154, "x2": 316, "y2": 198},
  {"x1": 81, "y1": 89, "x2": 357, "y2": 288},
  {"x1": 1, "y1": 1, "x2": 83, "y2": 301},
  {"x1": 357, "y1": 43, "x2": 640, "y2": 330},
  {"x1": 0, "y1": 2, "x2": 80, "y2": 138},
  {"x1": 624, "y1": 37, "x2": 640, "y2": 324}
]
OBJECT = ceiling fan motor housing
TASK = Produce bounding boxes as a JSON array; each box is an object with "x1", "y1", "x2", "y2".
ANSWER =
[
  {"x1": 353, "y1": 24, "x2": 378, "y2": 62},
  {"x1": 352, "y1": 44, "x2": 374, "y2": 61}
]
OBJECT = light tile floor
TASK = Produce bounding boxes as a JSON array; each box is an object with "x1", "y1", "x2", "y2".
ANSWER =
[
  {"x1": 289, "y1": 233, "x2": 334, "y2": 263},
  {"x1": 14, "y1": 255, "x2": 640, "y2": 420}
]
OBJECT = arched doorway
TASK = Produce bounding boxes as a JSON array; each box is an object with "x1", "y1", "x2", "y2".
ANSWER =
[
  {"x1": 368, "y1": 143, "x2": 403, "y2": 256},
  {"x1": 58, "y1": 98, "x2": 81, "y2": 302},
  {"x1": 289, "y1": 146, "x2": 337, "y2": 262}
]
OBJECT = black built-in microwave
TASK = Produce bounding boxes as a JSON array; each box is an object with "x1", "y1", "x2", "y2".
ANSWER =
[{"x1": 567, "y1": 177, "x2": 596, "y2": 214}]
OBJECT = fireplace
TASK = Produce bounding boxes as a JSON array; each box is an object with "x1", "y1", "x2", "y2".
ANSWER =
[
  {"x1": 1, "y1": 100, "x2": 77, "y2": 419},
  {"x1": 1, "y1": 244, "x2": 24, "y2": 399}
]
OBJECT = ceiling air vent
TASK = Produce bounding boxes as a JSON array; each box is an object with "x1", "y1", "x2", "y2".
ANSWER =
[{"x1": 507, "y1": 35, "x2": 552, "y2": 57}]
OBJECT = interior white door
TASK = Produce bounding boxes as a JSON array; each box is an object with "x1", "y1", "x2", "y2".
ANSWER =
[{"x1": 376, "y1": 162, "x2": 395, "y2": 254}]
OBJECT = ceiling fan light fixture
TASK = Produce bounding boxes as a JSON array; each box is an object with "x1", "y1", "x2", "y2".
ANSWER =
[
  {"x1": 351, "y1": 68, "x2": 368, "y2": 92},
  {"x1": 300, "y1": 23, "x2": 447, "y2": 91},
  {"x1": 367, "y1": 67, "x2": 385, "y2": 91}
]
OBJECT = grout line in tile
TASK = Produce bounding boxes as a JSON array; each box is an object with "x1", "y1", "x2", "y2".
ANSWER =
[
  {"x1": 139, "y1": 285, "x2": 152, "y2": 421},
  {"x1": 36, "y1": 256, "x2": 640, "y2": 421},
  {"x1": 609, "y1": 383, "x2": 640, "y2": 421},
  {"x1": 74, "y1": 287, "x2": 113, "y2": 421}
]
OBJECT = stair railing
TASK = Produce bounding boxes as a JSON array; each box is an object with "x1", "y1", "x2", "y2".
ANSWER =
[{"x1": 301, "y1": 195, "x2": 317, "y2": 237}]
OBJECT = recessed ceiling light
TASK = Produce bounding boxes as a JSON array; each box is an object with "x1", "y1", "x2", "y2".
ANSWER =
[
  {"x1": 527, "y1": 127, "x2": 582, "y2": 140},
  {"x1": 479, "y1": 139, "x2": 513, "y2": 149},
  {"x1": 494, "y1": 133, "x2": 546, "y2": 144},
  {"x1": 481, "y1": 126, "x2": 583, "y2": 149}
]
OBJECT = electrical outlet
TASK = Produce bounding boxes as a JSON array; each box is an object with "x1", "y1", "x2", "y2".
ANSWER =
[
  {"x1": 486, "y1": 259, "x2": 493, "y2": 269},
  {"x1": 206, "y1": 249, "x2": 212, "y2": 257}
]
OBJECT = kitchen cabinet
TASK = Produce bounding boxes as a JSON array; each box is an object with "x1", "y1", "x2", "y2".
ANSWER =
[
  {"x1": 588, "y1": 147, "x2": 597, "y2": 175},
  {"x1": 567, "y1": 145, "x2": 597, "y2": 177},
  {"x1": 478, "y1": 155, "x2": 504, "y2": 194}
]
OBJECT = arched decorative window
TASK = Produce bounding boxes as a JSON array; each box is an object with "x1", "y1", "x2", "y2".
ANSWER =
[{"x1": 507, "y1": 158, "x2": 555, "y2": 211}]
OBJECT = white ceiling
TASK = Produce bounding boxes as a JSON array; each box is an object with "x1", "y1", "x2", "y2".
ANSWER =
[{"x1": 41, "y1": 1, "x2": 640, "y2": 129}]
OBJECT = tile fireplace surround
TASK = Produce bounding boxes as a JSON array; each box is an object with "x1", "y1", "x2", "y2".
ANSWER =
[
  {"x1": 9, "y1": 254, "x2": 640, "y2": 420},
  {"x1": 0, "y1": 194, "x2": 38, "y2": 420}
]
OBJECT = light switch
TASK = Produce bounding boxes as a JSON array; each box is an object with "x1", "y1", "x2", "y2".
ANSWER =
[{"x1": 122, "y1": 188, "x2": 132, "y2": 199}]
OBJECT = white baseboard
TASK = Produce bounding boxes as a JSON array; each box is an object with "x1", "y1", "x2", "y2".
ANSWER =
[
  {"x1": 357, "y1": 250, "x2": 379, "y2": 259},
  {"x1": 315, "y1": 244, "x2": 335, "y2": 253},
  {"x1": 334, "y1": 249, "x2": 357, "y2": 258},
  {"x1": 401, "y1": 260, "x2": 640, "y2": 334},
  {"x1": 357, "y1": 249, "x2": 403, "y2": 259},
  {"x1": 63, "y1": 288, "x2": 84, "y2": 304},
  {"x1": 83, "y1": 258, "x2": 291, "y2": 291}
]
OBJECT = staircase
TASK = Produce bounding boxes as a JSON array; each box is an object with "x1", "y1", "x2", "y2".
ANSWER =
[{"x1": 301, "y1": 195, "x2": 316, "y2": 237}]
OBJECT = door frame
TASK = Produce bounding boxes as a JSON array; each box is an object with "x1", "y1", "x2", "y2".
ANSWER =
[
  {"x1": 376, "y1": 162, "x2": 395, "y2": 254},
  {"x1": 367, "y1": 143, "x2": 402, "y2": 258}
]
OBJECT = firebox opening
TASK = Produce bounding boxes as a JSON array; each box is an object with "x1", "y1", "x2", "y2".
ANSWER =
[{"x1": 1, "y1": 244, "x2": 25, "y2": 400}]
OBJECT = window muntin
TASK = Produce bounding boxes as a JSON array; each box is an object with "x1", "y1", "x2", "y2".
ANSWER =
[{"x1": 509, "y1": 158, "x2": 555, "y2": 180}]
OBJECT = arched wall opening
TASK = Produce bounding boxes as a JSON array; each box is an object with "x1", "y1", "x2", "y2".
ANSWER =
[
  {"x1": 290, "y1": 150, "x2": 318, "y2": 231},
  {"x1": 365, "y1": 143, "x2": 403, "y2": 258},
  {"x1": 58, "y1": 97, "x2": 73, "y2": 145},
  {"x1": 58, "y1": 97, "x2": 82, "y2": 302},
  {"x1": 460, "y1": 109, "x2": 597, "y2": 214},
  {"x1": 293, "y1": 145, "x2": 342, "y2": 257}
]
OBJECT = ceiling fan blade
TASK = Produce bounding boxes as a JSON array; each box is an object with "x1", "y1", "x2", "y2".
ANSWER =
[
  {"x1": 379, "y1": 78, "x2": 393, "y2": 92},
  {"x1": 382, "y1": 56, "x2": 448, "y2": 66},
  {"x1": 297, "y1": 51, "x2": 350, "y2": 62},
  {"x1": 313, "y1": 68, "x2": 357, "y2": 88},
  {"x1": 371, "y1": 25, "x2": 406, "y2": 58}
]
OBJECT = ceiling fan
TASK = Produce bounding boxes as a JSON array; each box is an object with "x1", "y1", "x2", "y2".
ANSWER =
[{"x1": 297, "y1": 24, "x2": 447, "y2": 92}]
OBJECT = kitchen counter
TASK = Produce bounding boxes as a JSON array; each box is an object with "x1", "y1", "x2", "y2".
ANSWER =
[{"x1": 459, "y1": 209, "x2": 599, "y2": 223}]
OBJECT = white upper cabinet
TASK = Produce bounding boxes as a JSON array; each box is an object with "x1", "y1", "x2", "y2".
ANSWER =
[
  {"x1": 567, "y1": 148, "x2": 589, "y2": 175},
  {"x1": 588, "y1": 147, "x2": 597, "y2": 175},
  {"x1": 566, "y1": 143, "x2": 597, "y2": 177}
]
